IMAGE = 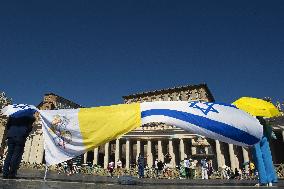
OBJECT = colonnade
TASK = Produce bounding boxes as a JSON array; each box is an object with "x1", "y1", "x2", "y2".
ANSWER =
[
  {"x1": 84, "y1": 138, "x2": 251, "y2": 170},
  {"x1": 19, "y1": 131, "x2": 284, "y2": 169}
]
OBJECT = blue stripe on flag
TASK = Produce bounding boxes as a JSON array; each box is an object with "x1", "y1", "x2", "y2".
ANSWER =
[
  {"x1": 141, "y1": 109, "x2": 259, "y2": 145},
  {"x1": 10, "y1": 108, "x2": 37, "y2": 118}
]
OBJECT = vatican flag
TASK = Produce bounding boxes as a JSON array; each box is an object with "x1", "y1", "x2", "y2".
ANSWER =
[
  {"x1": 40, "y1": 103, "x2": 141, "y2": 165},
  {"x1": 40, "y1": 101, "x2": 263, "y2": 165}
]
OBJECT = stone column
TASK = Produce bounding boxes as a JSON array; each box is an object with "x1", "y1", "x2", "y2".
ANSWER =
[
  {"x1": 84, "y1": 153, "x2": 88, "y2": 164},
  {"x1": 169, "y1": 139, "x2": 176, "y2": 166},
  {"x1": 205, "y1": 147, "x2": 209, "y2": 154},
  {"x1": 158, "y1": 140, "x2": 164, "y2": 161},
  {"x1": 104, "y1": 142, "x2": 109, "y2": 169},
  {"x1": 234, "y1": 147, "x2": 240, "y2": 169},
  {"x1": 136, "y1": 140, "x2": 141, "y2": 161},
  {"x1": 93, "y1": 147, "x2": 98, "y2": 165},
  {"x1": 37, "y1": 136, "x2": 45, "y2": 164},
  {"x1": 215, "y1": 140, "x2": 223, "y2": 169},
  {"x1": 28, "y1": 135, "x2": 36, "y2": 163},
  {"x1": 27, "y1": 136, "x2": 34, "y2": 163},
  {"x1": 147, "y1": 140, "x2": 153, "y2": 167},
  {"x1": 126, "y1": 139, "x2": 130, "y2": 169},
  {"x1": 191, "y1": 139, "x2": 196, "y2": 155},
  {"x1": 30, "y1": 134, "x2": 44, "y2": 164},
  {"x1": 115, "y1": 139, "x2": 120, "y2": 168},
  {"x1": 179, "y1": 138, "x2": 185, "y2": 161},
  {"x1": 229, "y1": 144, "x2": 236, "y2": 170},
  {"x1": 242, "y1": 147, "x2": 249, "y2": 171},
  {"x1": 23, "y1": 137, "x2": 32, "y2": 163}
]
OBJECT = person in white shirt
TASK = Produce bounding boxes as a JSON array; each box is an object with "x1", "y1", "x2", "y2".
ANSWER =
[
  {"x1": 200, "y1": 158, "x2": 208, "y2": 179},
  {"x1": 165, "y1": 162, "x2": 172, "y2": 179},
  {"x1": 184, "y1": 158, "x2": 191, "y2": 179},
  {"x1": 108, "y1": 161, "x2": 114, "y2": 178},
  {"x1": 154, "y1": 159, "x2": 159, "y2": 177},
  {"x1": 116, "y1": 159, "x2": 122, "y2": 178}
]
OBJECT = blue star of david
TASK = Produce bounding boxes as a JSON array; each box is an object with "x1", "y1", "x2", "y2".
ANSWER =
[
  {"x1": 12, "y1": 104, "x2": 29, "y2": 109},
  {"x1": 188, "y1": 102, "x2": 219, "y2": 115}
]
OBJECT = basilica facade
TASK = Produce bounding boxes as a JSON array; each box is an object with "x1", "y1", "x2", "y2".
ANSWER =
[{"x1": 1, "y1": 84, "x2": 283, "y2": 171}]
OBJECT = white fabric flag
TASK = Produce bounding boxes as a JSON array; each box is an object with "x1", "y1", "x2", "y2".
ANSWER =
[
  {"x1": 1, "y1": 104, "x2": 38, "y2": 118},
  {"x1": 141, "y1": 101, "x2": 263, "y2": 146},
  {"x1": 39, "y1": 101, "x2": 263, "y2": 165}
]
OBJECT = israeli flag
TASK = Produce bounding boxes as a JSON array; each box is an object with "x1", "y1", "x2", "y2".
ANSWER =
[
  {"x1": 1, "y1": 104, "x2": 38, "y2": 118},
  {"x1": 141, "y1": 101, "x2": 263, "y2": 146}
]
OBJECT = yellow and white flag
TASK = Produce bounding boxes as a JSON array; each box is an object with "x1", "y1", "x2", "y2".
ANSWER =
[
  {"x1": 40, "y1": 103, "x2": 141, "y2": 165},
  {"x1": 40, "y1": 101, "x2": 263, "y2": 165}
]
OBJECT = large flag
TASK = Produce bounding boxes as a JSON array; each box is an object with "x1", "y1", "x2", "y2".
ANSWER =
[
  {"x1": 39, "y1": 101, "x2": 263, "y2": 166},
  {"x1": 141, "y1": 101, "x2": 263, "y2": 146},
  {"x1": 39, "y1": 103, "x2": 141, "y2": 165}
]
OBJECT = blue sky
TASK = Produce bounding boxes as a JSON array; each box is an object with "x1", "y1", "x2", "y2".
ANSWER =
[{"x1": 0, "y1": 1, "x2": 283, "y2": 107}]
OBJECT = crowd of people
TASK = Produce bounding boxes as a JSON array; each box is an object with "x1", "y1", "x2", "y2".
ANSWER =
[
  {"x1": 104, "y1": 155, "x2": 263, "y2": 180},
  {"x1": 0, "y1": 150, "x2": 283, "y2": 182}
]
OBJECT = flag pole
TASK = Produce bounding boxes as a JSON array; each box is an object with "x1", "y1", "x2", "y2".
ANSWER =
[{"x1": 44, "y1": 165, "x2": 48, "y2": 181}]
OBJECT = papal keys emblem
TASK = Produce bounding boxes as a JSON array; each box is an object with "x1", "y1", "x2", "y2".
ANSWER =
[{"x1": 50, "y1": 115, "x2": 72, "y2": 149}]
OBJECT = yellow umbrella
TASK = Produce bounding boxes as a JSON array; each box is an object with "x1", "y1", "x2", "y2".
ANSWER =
[{"x1": 232, "y1": 97, "x2": 281, "y2": 118}]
